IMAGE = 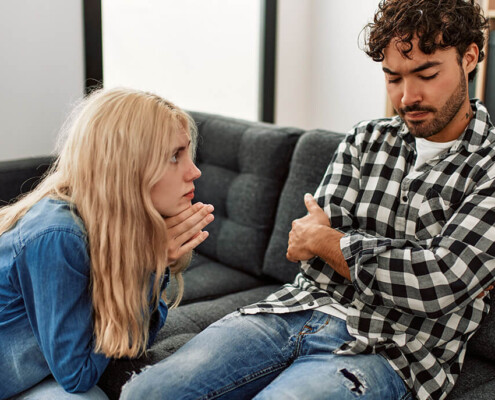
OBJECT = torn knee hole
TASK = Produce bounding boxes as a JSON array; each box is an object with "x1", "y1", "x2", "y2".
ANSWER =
[{"x1": 340, "y1": 368, "x2": 365, "y2": 395}]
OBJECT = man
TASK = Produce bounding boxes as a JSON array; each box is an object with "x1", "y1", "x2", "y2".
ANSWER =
[{"x1": 121, "y1": 1, "x2": 495, "y2": 399}]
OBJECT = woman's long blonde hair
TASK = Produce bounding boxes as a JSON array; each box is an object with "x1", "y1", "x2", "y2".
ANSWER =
[{"x1": 0, "y1": 88, "x2": 196, "y2": 358}]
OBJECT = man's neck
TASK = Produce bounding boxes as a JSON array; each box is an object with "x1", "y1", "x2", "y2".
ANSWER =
[{"x1": 427, "y1": 98, "x2": 473, "y2": 142}]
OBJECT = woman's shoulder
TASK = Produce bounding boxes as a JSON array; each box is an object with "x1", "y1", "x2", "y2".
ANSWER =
[{"x1": 19, "y1": 197, "x2": 87, "y2": 243}]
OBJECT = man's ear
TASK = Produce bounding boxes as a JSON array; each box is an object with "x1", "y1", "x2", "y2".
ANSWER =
[{"x1": 463, "y1": 43, "x2": 479, "y2": 75}]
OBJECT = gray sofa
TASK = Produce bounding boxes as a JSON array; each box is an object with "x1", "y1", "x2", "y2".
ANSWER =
[{"x1": 1, "y1": 112, "x2": 494, "y2": 400}]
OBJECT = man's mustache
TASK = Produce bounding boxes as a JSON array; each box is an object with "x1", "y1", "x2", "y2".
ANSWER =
[{"x1": 399, "y1": 104, "x2": 437, "y2": 114}]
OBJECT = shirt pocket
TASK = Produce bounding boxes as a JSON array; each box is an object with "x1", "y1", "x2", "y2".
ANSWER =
[{"x1": 415, "y1": 188, "x2": 458, "y2": 240}]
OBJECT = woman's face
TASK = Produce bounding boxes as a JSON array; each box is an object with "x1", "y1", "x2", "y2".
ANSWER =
[{"x1": 150, "y1": 130, "x2": 201, "y2": 217}]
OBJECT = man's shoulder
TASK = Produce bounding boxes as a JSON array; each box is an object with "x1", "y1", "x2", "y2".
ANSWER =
[
  {"x1": 345, "y1": 116, "x2": 405, "y2": 149},
  {"x1": 352, "y1": 115, "x2": 403, "y2": 134}
]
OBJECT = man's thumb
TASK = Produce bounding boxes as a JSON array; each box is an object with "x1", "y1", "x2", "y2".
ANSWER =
[{"x1": 304, "y1": 193, "x2": 317, "y2": 211}]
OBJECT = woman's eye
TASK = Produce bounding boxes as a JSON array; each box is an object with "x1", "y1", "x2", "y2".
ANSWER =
[{"x1": 171, "y1": 154, "x2": 178, "y2": 163}]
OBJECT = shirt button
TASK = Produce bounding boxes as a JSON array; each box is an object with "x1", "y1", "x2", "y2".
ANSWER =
[
  {"x1": 402, "y1": 196, "x2": 408, "y2": 202},
  {"x1": 308, "y1": 302, "x2": 314, "y2": 306}
]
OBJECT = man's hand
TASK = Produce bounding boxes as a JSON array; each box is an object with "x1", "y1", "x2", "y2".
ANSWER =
[
  {"x1": 164, "y1": 202, "x2": 214, "y2": 264},
  {"x1": 286, "y1": 193, "x2": 330, "y2": 262},
  {"x1": 287, "y1": 193, "x2": 351, "y2": 281},
  {"x1": 477, "y1": 285, "x2": 494, "y2": 299}
]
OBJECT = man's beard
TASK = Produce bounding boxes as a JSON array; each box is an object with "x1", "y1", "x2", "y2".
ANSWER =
[{"x1": 398, "y1": 69, "x2": 467, "y2": 139}]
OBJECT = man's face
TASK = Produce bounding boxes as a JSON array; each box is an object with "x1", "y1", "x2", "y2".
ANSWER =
[{"x1": 382, "y1": 38, "x2": 473, "y2": 142}]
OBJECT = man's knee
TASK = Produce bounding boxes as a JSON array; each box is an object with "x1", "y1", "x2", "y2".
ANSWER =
[{"x1": 339, "y1": 368, "x2": 367, "y2": 396}]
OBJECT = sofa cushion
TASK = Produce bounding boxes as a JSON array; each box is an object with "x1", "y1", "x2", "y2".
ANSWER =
[
  {"x1": 167, "y1": 252, "x2": 275, "y2": 304},
  {"x1": 445, "y1": 354, "x2": 495, "y2": 399},
  {"x1": 190, "y1": 112, "x2": 303, "y2": 276},
  {"x1": 0, "y1": 157, "x2": 53, "y2": 205},
  {"x1": 447, "y1": 379, "x2": 495, "y2": 400},
  {"x1": 262, "y1": 129, "x2": 346, "y2": 282},
  {"x1": 466, "y1": 294, "x2": 495, "y2": 361}
]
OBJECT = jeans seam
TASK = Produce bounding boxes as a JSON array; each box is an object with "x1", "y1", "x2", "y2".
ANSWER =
[
  {"x1": 398, "y1": 387, "x2": 414, "y2": 400},
  {"x1": 400, "y1": 391, "x2": 414, "y2": 400},
  {"x1": 289, "y1": 311, "x2": 320, "y2": 359},
  {"x1": 199, "y1": 362, "x2": 289, "y2": 400}
]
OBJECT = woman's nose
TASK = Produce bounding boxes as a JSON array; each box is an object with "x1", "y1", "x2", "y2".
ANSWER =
[{"x1": 186, "y1": 162, "x2": 201, "y2": 181}]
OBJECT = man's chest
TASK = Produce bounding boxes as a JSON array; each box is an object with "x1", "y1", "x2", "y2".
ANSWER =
[{"x1": 353, "y1": 145, "x2": 484, "y2": 241}]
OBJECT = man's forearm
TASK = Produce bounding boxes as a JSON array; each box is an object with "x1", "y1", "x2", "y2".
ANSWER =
[{"x1": 310, "y1": 226, "x2": 350, "y2": 280}]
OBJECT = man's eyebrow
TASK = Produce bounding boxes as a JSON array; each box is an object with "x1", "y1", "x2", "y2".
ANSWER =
[
  {"x1": 382, "y1": 67, "x2": 399, "y2": 75},
  {"x1": 382, "y1": 61, "x2": 442, "y2": 75}
]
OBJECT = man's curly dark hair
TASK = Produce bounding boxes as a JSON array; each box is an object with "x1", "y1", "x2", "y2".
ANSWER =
[{"x1": 364, "y1": 0, "x2": 489, "y2": 81}]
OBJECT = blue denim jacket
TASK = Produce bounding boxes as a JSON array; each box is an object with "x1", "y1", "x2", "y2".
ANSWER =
[{"x1": 0, "y1": 198, "x2": 169, "y2": 399}]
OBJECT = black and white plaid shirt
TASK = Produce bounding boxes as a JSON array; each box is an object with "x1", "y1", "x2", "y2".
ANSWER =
[{"x1": 241, "y1": 100, "x2": 495, "y2": 400}]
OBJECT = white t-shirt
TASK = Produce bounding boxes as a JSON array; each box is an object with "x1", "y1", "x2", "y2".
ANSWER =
[{"x1": 414, "y1": 137, "x2": 456, "y2": 170}]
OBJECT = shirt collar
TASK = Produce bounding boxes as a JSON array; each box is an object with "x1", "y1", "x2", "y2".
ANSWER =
[
  {"x1": 456, "y1": 99, "x2": 495, "y2": 153},
  {"x1": 397, "y1": 99, "x2": 495, "y2": 153}
]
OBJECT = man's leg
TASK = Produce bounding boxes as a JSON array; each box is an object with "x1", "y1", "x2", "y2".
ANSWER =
[
  {"x1": 254, "y1": 315, "x2": 413, "y2": 400},
  {"x1": 120, "y1": 310, "x2": 316, "y2": 400}
]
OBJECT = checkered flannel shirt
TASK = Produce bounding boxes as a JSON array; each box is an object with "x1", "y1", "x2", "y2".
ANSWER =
[{"x1": 241, "y1": 100, "x2": 495, "y2": 400}]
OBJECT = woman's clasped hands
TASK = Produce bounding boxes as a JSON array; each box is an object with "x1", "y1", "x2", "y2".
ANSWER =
[{"x1": 164, "y1": 202, "x2": 214, "y2": 264}]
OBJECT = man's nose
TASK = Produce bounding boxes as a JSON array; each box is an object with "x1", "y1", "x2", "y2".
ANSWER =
[{"x1": 401, "y1": 79, "x2": 422, "y2": 106}]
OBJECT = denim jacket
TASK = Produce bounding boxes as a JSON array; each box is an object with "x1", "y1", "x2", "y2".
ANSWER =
[{"x1": 0, "y1": 198, "x2": 169, "y2": 399}]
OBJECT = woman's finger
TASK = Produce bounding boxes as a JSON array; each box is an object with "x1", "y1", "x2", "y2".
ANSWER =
[
  {"x1": 174, "y1": 212, "x2": 214, "y2": 246},
  {"x1": 166, "y1": 204, "x2": 214, "y2": 236},
  {"x1": 165, "y1": 202, "x2": 205, "y2": 228},
  {"x1": 173, "y1": 231, "x2": 210, "y2": 260}
]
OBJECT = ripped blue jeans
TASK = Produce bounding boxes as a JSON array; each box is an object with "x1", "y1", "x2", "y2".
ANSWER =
[{"x1": 121, "y1": 310, "x2": 413, "y2": 400}]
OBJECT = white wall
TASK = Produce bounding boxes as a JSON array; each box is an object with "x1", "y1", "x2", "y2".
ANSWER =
[
  {"x1": 0, "y1": 0, "x2": 85, "y2": 161},
  {"x1": 276, "y1": 0, "x2": 386, "y2": 133},
  {"x1": 102, "y1": 0, "x2": 262, "y2": 121},
  {"x1": 275, "y1": 0, "x2": 313, "y2": 129}
]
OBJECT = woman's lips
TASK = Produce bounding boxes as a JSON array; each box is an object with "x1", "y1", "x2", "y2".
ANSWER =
[{"x1": 184, "y1": 190, "x2": 195, "y2": 200}]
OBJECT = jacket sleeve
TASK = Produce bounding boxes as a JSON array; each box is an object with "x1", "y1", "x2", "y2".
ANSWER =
[
  {"x1": 342, "y1": 173, "x2": 495, "y2": 318},
  {"x1": 300, "y1": 129, "x2": 362, "y2": 284},
  {"x1": 310, "y1": 125, "x2": 495, "y2": 318},
  {"x1": 15, "y1": 229, "x2": 109, "y2": 393},
  {"x1": 313, "y1": 131, "x2": 361, "y2": 235},
  {"x1": 147, "y1": 272, "x2": 169, "y2": 347}
]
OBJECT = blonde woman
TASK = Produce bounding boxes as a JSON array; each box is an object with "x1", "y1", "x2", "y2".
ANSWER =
[{"x1": 0, "y1": 88, "x2": 214, "y2": 399}]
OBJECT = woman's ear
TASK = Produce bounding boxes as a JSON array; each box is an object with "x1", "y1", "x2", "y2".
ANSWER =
[{"x1": 464, "y1": 43, "x2": 479, "y2": 75}]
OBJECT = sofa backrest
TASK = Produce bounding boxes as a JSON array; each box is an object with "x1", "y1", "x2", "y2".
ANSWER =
[
  {"x1": 0, "y1": 157, "x2": 53, "y2": 205},
  {"x1": 262, "y1": 129, "x2": 346, "y2": 282},
  {"x1": 190, "y1": 111, "x2": 303, "y2": 276}
]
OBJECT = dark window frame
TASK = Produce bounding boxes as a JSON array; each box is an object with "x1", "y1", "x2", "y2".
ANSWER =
[
  {"x1": 83, "y1": 0, "x2": 103, "y2": 94},
  {"x1": 260, "y1": 0, "x2": 277, "y2": 123}
]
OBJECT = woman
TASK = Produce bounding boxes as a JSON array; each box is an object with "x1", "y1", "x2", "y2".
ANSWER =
[{"x1": 0, "y1": 88, "x2": 214, "y2": 399}]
